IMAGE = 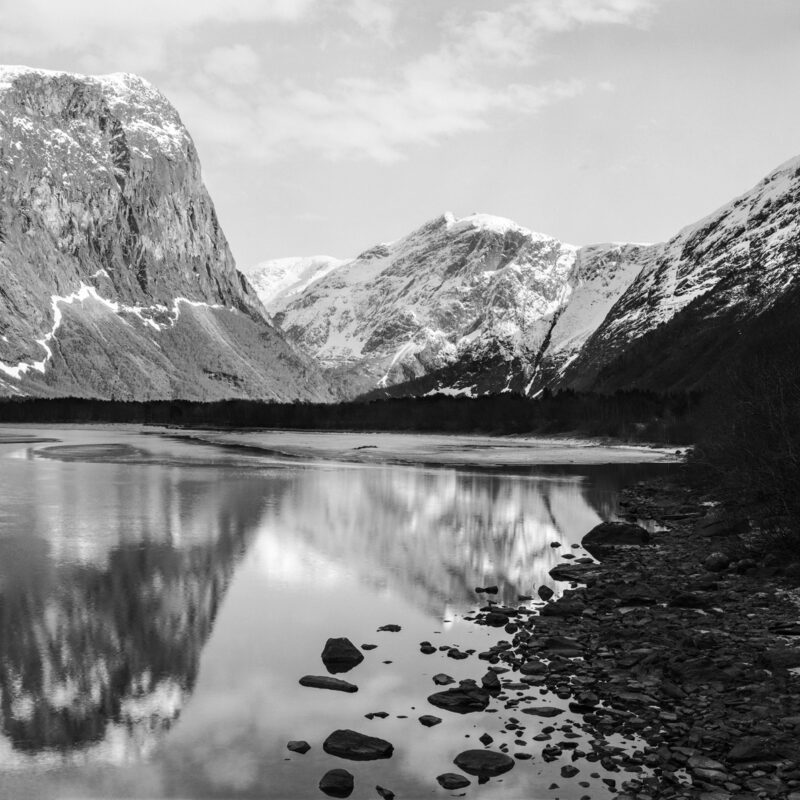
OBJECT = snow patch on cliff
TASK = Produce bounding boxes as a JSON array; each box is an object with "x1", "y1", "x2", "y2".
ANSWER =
[{"x1": 0, "y1": 287, "x2": 226, "y2": 380}]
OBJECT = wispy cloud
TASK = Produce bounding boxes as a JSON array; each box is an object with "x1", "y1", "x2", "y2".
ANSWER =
[
  {"x1": 0, "y1": 0, "x2": 318, "y2": 72},
  {"x1": 0, "y1": 0, "x2": 663, "y2": 164}
]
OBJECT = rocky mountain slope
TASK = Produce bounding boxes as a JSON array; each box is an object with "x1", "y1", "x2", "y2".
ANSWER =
[
  {"x1": 252, "y1": 154, "x2": 800, "y2": 399},
  {"x1": 0, "y1": 66, "x2": 332, "y2": 401},
  {"x1": 562, "y1": 153, "x2": 800, "y2": 391}
]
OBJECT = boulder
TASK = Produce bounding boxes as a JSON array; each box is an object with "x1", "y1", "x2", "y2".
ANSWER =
[
  {"x1": 286, "y1": 740, "x2": 310, "y2": 754},
  {"x1": 319, "y1": 768, "x2": 354, "y2": 798},
  {"x1": 432, "y1": 673, "x2": 455, "y2": 686},
  {"x1": 428, "y1": 683, "x2": 490, "y2": 714},
  {"x1": 703, "y1": 552, "x2": 730, "y2": 573},
  {"x1": 299, "y1": 675, "x2": 358, "y2": 693},
  {"x1": 453, "y1": 749, "x2": 515, "y2": 777},
  {"x1": 582, "y1": 521, "x2": 650, "y2": 558},
  {"x1": 436, "y1": 773, "x2": 471, "y2": 790},
  {"x1": 321, "y1": 638, "x2": 365, "y2": 674},
  {"x1": 418, "y1": 715, "x2": 441, "y2": 727},
  {"x1": 537, "y1": 585, "x2": 554, "y2": 601},
  {"x1": 375, "y1": 786, "x2": 394, "y2": 800},
  {"x1": 322, "y1": 729, "x2": 394, "y2": 761},
  {"x1": 377, "y1": 624, "x2": 401, "y2": 632}
]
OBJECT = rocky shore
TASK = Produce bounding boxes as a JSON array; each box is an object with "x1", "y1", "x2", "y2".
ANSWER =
[
  {"x1": 470, "y1": 472, "x2": 800, "y2": 800},
  {"x1": 293, "y1": 471, "x2": 800, "y2": 798}
]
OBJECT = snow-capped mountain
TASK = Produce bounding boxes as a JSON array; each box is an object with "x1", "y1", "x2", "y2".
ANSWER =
[
  {"x1": 0, "y1": 66, "x2": 332, "y2": 401},
  {"x1": 241, "y1": 255, "x2": 348, "y2": 315},
  {"x1": 251, "y1": 153, "x2": 800, "y2": 398},
  {"x1": 251, "y1": 212, "x2": 580, "y2": 397}
]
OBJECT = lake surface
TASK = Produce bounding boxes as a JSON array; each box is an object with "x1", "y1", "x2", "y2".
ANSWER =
[{"x1": 0, "y1": 426, "x2": 676, "y2": 799}]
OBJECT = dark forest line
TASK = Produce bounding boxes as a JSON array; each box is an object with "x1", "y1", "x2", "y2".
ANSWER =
[{"x1": 0, "y1": 389, "x2": 698, "y2": 444}]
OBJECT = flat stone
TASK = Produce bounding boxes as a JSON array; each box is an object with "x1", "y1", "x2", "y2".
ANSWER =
[
  {"x1": 287, "y1": 740, "x2": 310, "y2": 754},
  {"x1": 299, "y1": 675, "x2": 358, "y2": 693},
  {"x1": 322, "y1": 729, "x2": 394, "y2": 761},
  {"x1": 321, "y1": 637, "x2": 365, "y2": 674},
  {"x1": 428, "y1": 685, "x2": 490, "y2": 714},
  {"x1": 521, "y1": 706, "x2": 564, "y2": 718},
  {"x1": 319, "y1": 768, "x2": 354, "y2": 798},
  {"x1": 453, "y1": 749, "x2": 515, "y2": 777},
  {"x1": 432, "y1": 673, "x2": 455, "y2": 686},
  {"x1": 377, "y1": 624, "x2": 401, "y2": 632},
  {"x1": 436, "y1": 773, "x2": 471, "y2": 790},
  {"x1": 419, "y1": 715, "x2": 441, "y2": 727}
]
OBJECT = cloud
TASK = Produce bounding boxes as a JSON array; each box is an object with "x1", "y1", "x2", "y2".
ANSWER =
[
  {"x1": 344, "y1": 0, "x2": 397, "y2": 43},
  {"x1": 0, "y1": 0, "x2": 318, "y2": 72},
  {"x1": 205, "y1": 45, "x2": 262, "y2": 85},
  {"x1": 0, "y1": 0, "x2": 665, "y2": 164}
]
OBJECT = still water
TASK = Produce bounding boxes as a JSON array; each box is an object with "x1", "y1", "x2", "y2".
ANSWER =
[{"x1": 0, "y1": 426, "x2": 674, "y2": 800}]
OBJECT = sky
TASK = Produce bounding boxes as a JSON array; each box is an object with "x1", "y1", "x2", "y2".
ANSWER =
[{"x1": 1, "y1": 0, "x2": 799, "y2": 267}]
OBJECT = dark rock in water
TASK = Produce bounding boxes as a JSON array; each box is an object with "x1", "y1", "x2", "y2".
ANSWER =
[
  {"x1": 476, "y1": 585, "x2": 499, "y2": 594},
  {"x1": 447, "y1": 648, "x2": 469, "y2": 659},
  {"x1": 484, "y1": 611, "x2": 510, "y2": 627},
  {"x1": 432, "y1": 673, "x2": 455, "y2": 686},
  {"x1": 537, "y1": 585, "x2": 555, "y2": 601},
  {"x1": 322, "y1": 729, "x2": 394, "y2": 761},
  {"x1": 419, "y1": 715, "x2": 441, "y2": 727},
  {"x1": 428, "y1": 684, "x2": 490, "y2": 714},
  {"x1": 287, "y1": 740, "x2": 310, "y2": 754},
  {"x1": 319, "y1": 768, "x2": 354, "y2": 797},
  {"x1": 299, "y1": 675, "x2": 358, "y2": 693},
  {"x1": 321, "y1": 638, "x2": 365, "y2": 674},
  {"x1": 437, "y1": 773, "x2": 471, "y2": 790},
  {"x1": 364, "y1": 711, "x2": 389, "y2": 719},
  {"x1": 479, "y1": 733, "x2": 494, "y2": 746},
  {"x1": 481, "y1": 670, "x2": 501, "y2": 692},
  {"x1": 703, "y1": 552, "x2": 731, "y2": 572},
  {"x1": 377, "y1": 624, "x2": 401, "y2": 632},
  {"x1": 522, "y1": 706, "x2": 564, "y2": 718},
  {"x1": 361, "y1": 643, "x2": 378, "y2": 650},
  {"x1": 375, "y1": 786, "x2": 395, "y2": 800},
  {"x1": 561, "y1": 764, "x2": 579, "y2": 778},
  {"x1": 453, "y1": 749, "x2": 515, "y2": 777},
  {"x1": 420, "y1": 644, "x2": 436, "y2": 654},
  {"x1": 582, "y1": 521, "x2": 650, "y2": 557}
]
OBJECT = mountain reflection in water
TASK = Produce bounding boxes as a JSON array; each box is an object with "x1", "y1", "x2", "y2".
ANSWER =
[{"x1": 0, "y1": 432, "x2": 672, "y2": 798}]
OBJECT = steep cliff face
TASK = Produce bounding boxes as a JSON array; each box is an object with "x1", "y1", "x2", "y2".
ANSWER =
[{"x1": 0, "y1": 66, "x2": 332, "y2": 401}]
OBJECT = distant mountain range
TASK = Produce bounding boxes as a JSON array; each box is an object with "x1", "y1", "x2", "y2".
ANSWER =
[
  {"x1": 249, "y1": 155, "x2": 799, "y2": 399},
  {"x1": 0, "y1": 66, "x2": 331, "y2": 401}
]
